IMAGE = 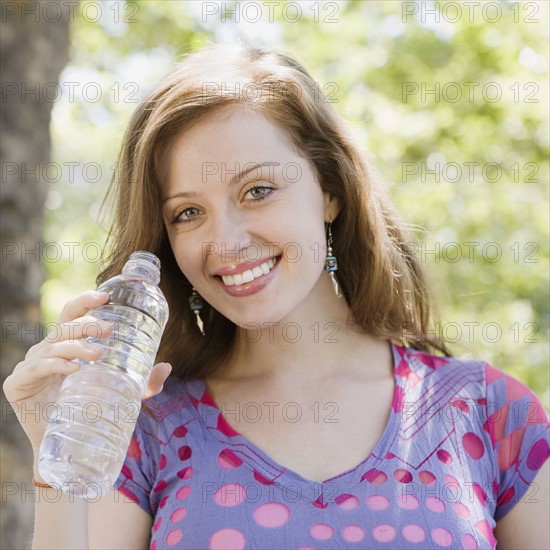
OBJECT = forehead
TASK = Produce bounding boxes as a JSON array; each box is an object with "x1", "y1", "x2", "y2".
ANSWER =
[{"x1": 161, "y1": 106, "x2": 298, "y2": 185}]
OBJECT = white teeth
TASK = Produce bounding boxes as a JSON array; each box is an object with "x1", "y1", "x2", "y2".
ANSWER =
[{"x1": 221, "y1": 258, "x2": 277, "y2": 287}]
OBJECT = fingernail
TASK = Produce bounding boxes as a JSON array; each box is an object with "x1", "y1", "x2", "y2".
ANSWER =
[
  {"x1": 161, "y1": 362, "x2": 172, "y2": 373},
  {"x1": 83, "y1": 341, "x2": 105, "y2": 352},
  {"x1": 92, "y1": 291, "x2": 109, "y2": 299}
]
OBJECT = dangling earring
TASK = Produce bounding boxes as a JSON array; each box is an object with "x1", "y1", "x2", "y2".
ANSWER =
[
  {"x1": 324, "y1": 219, "x2": 342, "y2": 299},
  {"x1": 188, "y1": 287, "x2": 205, "y2": 336}
]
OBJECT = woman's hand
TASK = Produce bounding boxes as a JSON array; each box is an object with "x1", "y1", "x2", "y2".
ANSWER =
[{"x1": 2, "y1": 290, "x2": 172, "y2": 457}]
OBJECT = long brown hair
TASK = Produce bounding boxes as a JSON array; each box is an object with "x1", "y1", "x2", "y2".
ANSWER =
[{"x1": 97, "y1": 43, "x2": 450, "y2": 380}]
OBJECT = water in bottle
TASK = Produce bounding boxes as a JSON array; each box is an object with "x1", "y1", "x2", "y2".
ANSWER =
[{"x1": 38, "y1": 251, "x2": 169, "y2": 497}]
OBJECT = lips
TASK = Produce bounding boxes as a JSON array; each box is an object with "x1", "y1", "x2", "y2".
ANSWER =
[
  {"x1": 220, "y1": 258, "x2": 277, "y2": 286},
  {"x1": 213, "y1": 256, "x2": 281, "y2": 297}
]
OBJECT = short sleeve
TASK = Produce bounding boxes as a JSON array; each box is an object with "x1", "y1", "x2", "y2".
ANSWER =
[
  {"x1": 113, "y1": 405, "x2": 160, "y2": 516},
  {"x1": 484, "y1": 363, "x2": 550, "y2": 521}
]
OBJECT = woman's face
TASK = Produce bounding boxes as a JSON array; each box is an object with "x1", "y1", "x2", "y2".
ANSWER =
[{"x1": 161, "y1": 105, "x2": 339, "y2": 327}]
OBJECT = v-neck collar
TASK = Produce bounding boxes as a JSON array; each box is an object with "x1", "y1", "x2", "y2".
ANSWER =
[{"x1": 185, "y1": 341, "x2": 404, "y2": 505}]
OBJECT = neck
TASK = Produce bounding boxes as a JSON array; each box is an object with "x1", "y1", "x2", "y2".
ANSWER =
[{"x1": 215, "y1": 273, "x2": 388, "y2": 382}]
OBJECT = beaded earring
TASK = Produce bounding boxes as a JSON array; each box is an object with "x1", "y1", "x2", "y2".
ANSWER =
[
  {"x1": 189, "y1": 287, "x2": 205, "y2": 336},
  {"x1": 324, "y1": 219, "x2": 342, "y2": 299}
]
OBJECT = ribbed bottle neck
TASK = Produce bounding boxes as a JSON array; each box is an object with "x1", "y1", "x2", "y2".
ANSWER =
[{"x1": 121, "y1": 251, "x2": 161, "y2": 285}]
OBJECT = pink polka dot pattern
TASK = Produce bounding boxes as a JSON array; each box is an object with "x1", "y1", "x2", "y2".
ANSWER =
[
  {"x1": 159, "y1": 495, "x2": 169, "y2": 509},
  {"x1": 177, "y1": 445, "x2": 192, "y2": 461},
  {"x1": 253, "y1": 503, "x2": 290, "y2": 528},
  {"x1": 177, "y1": 467, "x2": 193, "y2": 480},
  {"x1": 170, "y1": 508, "x2": 186, "y2": 522},
  {"x1": 462, "y1": 534, "x2": 478, "y2": 549},
  {"x1": 373, "y1": 525, "x2": 396, "y2": 542},
  {"x1": 176, "y1": 485, "x2": 191, "y2": 500},
  {"x1": 165, "y1": 529, "x2": 183, "y2": 546},
  {"x1": 209, "y1": 528, "x2": 246, "y2": 550},
  {"x1": 393, "y1": 469, "x2": 413, "y2": 483},
  {"x1": 497, "y1": 486, "x2": 515, "y2": 507},
  {"x1": 431, "y1": 527, "x2": 453, "y2": 547},
  {"x1": 473, "y1": 483, "x2": 488, "y2": 507},
  {"x1": 153, "y1": 480, "x2": 167, "y2": 493},
  {"x1": 172, "y1": 425, "x2": 187, "y2": 438},
  {"x1": 218, "y1": 449, "x2": 243, "y2": 469},
  {"x1": 342, "y1": 525, "x2": 365, "y2": 543},
  {"x1": 402, "y1": 524, "x2": 426, "y2": 543},
  {"x1": 113, "y1": 346, "x2": 549, "y2": 549},
  {"x1": 213, "y1": 483, "x2": 246, "y2": 507},
  {"x1": 475, "y1": 519, "x2": 496, "y2": 544},
  {"x1": 361, "y1": 468, "x2": 387, "y2": 484},
  {"x1": 443, "y1": 474, "x2": 459, "y2": 487},
  {"x1": 419, "y1": 470, "x2": 436, "y2": 484},
  {"x1": 453, "y1": 502, "x2": 470, "y2": 519},
  {"x1": 366, "y1": 495, "x2": 390, "y2": 510},
  {"x1": 397, "y1": 493, "x2": 419, "y2": 510},
  {"x1": 463, "y1": 432, "x2": 485, "y2": 460},
  {"x1": 426, "y1": 496, "x2": 445, "y2": 513},
  {"x1": 310, "y1": 524, "x2": 334, "y2": 540},
  {"x1": 437, "y1": 449, "x2": 453, "y2": 464},
  {"x1": 527, "y1": 438, "x2": 550, "y2": 470},
  {"x1": 335, "y1": 494, "x2": 359, "y2": 509}
]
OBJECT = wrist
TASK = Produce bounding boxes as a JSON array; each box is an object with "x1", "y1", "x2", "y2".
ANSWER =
[{"x1": 32, "y1": 451, "x2": 47, "y2": 484}]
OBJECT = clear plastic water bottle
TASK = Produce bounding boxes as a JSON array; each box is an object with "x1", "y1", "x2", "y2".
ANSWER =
[{"x1": 38, "y1": 251, "x2": 169, "y2": 498}]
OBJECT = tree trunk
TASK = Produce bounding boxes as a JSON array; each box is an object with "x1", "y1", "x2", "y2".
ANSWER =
[{"x1": 1, "y1": 2, "x2": 70, "y2": 547}]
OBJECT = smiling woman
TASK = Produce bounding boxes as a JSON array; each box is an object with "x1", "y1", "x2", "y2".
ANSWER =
[
  {"x1": 3, "y1": 43, "x2": 549, "y2": 550},
  {"x1": 97, "y1": 43, "x2": 448, "y2": 381}
]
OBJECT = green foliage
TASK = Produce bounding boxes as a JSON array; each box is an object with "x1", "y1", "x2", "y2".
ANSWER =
[{"x1": 44, "y1": 0, "x2": 549, "y2": 404}]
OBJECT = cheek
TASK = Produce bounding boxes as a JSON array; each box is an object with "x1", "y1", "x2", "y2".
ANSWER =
[{"x1": 168, "y1": 233, "x2": 202, "y2": 279}]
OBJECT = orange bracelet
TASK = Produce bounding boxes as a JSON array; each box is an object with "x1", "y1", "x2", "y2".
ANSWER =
[{"x1": 32, "y1": 478, "x2": 54, "y2": 489}]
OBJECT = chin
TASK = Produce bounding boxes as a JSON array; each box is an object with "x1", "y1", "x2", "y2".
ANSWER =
[{"x1": 227, "y1": 308, "x2": 289, "y2": 330}]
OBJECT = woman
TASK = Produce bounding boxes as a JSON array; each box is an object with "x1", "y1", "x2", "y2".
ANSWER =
[{"x1": 4, "y1": 44, "x2": 548, "y2": 549}]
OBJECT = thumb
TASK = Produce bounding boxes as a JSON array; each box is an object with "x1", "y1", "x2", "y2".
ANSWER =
[{"x1": 144, "y1": 362, "x2": 172, "y2": 399}]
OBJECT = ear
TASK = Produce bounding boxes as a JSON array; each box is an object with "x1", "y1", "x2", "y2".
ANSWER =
[{"x1": 323, "y1": 192, "x2": 340, "y2": 223}]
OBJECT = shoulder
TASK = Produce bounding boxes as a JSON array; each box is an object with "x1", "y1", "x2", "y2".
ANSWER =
[
  {"x1": 394, "y1": 343, "x2": 548, "y2": 415},
  {"x1": 394, "y1": 343, "x2": 549, "y2": 456},
  {"x1": 395, "y1": 344, "x2": 549, "y2": 521}
]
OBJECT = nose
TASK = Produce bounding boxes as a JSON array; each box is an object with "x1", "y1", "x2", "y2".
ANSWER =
[{"x1": 205, "y1": 205, "x2": 252, "y2": 264}]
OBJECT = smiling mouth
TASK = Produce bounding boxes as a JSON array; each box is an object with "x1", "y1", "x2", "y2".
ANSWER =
[{"x1": 219, "y1": 257, "x2": 279, "y2": 286}]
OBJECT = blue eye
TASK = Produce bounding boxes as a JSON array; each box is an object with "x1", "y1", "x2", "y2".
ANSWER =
[
  {"x1": 244, "y1": 186, "x2": 274, "y2": 202},
  {"x1": 173, "y1": 206, "x2": 200, "y2": 224}
]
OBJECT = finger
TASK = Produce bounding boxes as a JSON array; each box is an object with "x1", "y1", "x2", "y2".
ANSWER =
[
  {"x1": 38, "y1": 340, "x2": 106, "y2": 362},
  {"x1": 57, "y1": 290, "x2": 110, "y2": 325},
  {"x1": 4, "y1": 358, "x2": 81, "y2": 401},
  {"x1": 143, "y1": 363, "x2": 172, "y2": 399},
  {"x1": 27, "y1": 316, "x2": 114, "y2": 359}
]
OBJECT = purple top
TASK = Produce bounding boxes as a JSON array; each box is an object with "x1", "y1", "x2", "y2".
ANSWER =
[{"x1": 114, "y1": 343, "x2": 549, "y2": 549}]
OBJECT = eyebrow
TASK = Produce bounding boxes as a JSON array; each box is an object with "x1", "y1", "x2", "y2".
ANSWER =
[{"x1": 162, "y1": 162, "x2": 281, "y2": 205}]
